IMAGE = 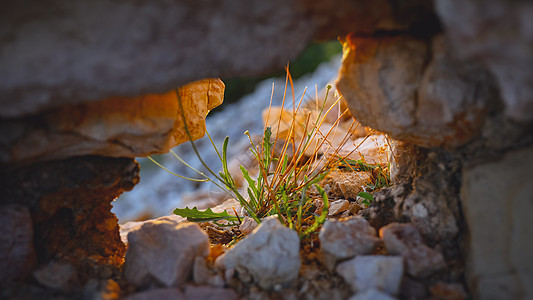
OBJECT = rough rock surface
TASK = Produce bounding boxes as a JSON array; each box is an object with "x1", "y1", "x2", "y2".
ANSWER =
[
  {"x1": 119, "y1": 215, "x2": 186, "y2": 244},
  {"x1": 32, "y1": 262, "x2": 77, "y2": 291},
  {"x1": 0, "y1": 156, "x2": 138, "y2": 276},
  {"x1": 337, "y1": 34, "x2": 497, "y2": 148},
  {"x1": 435, "y1": 0, "x2": 533, "y2": 123},
  {"x1": 0, "y1": 205, "x2": 36, "y2": 282},
  {"x1": 123, "y1": 288, "x2": 185, "y2": 300},
  {"x1": 215, "y1": 216, "x2": 300, "y2": 290},
  {"x1": 319, "y1": 216, "x2": 380, "y2": 271},
  {"x1": 323, "y1": 170, "x2": 372, "y2": 201},
  {"x1": 379, "y1": 223, "x2": 446, "y2": 277},
  {"x1": 124, "y1": 221, "x2": 209, "y2": 288},
  {"x1": 336, "y1": 255, "x2": 404, "y2": 296},
  {"x1": 461, "y1": 145, "x2": 533, "y2": 299},
  {"x1": 328, "y1": 199, "x2": 350, "y2": 216},
  {"x1": 0, "y1": 79, "x2": 224, "y2": 164}
]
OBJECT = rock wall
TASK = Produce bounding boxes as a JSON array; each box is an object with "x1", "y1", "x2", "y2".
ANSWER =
[{"x1": 1, "y1": 0, "x2": 532, "y2": 299}]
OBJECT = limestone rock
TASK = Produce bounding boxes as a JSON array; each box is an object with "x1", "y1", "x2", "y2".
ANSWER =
[
  {"x1": 336, "y1": 35, "x2": 427, "y2": 139},
  {"x1": 379, "y1": 223, "x2": 446, "y2": 277},
  {"x1": 120, "y1": 214, "x2": 186, "y2": 244},
  {"x1": 328, "y1": 199, "x2": 350, "y2": 216},
  {"x1": 239, "y1": 216, "x2": 258, "y2": 235},
  {"x1": 348, "y1": 289, "x2": 397, "y2": 300},
  {"x1": 0, "y1": 156, "x2": 137, "y2": 276},
  {"x1": 435, "y1": 0, "x2": 533, "y2": 123},
  {"x1": 337, "y1": 34, "x2": 496, "y2": 148},
  {"x1": 123, "y1": 288, "x2": 185, "y2": 300},
  {"x1": 0, "y1": 0, "x2": 312, "y2": 118},
  {"x1": 336, "y1": 255, "x2": 404, "y2": 296},
  {"x1": 389, "y1": 140, "x2": 419, "y2": 184},
  {"x1": 0, "y1": 79, "x2": 224, "y2": 164},
  {"x1": 319, "y1": 216, "x2": 380, "y2": 271},
  {"x1": 124, "y1": 221, "x2": 209, "y2": 287},
  {"x1": 461, "y1": 145, "x2": 533, "y2": 299},
  {"x1": 215, "y1": 216, "x2": 300, "y2": 290},
  {"x1": 183, "y1": 285, "x2": 239, "y2": 300},
  {"x1": 193, "y1": 256, "x2": 209, "y2": 285},
  {"x1": 0, "y1": 204, "x2": 36, "y2": 282}
]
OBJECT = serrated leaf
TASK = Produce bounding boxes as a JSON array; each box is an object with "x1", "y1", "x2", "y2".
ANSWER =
[{"x1": 173, "y1": 207, "x2": 239, "y2": 223}]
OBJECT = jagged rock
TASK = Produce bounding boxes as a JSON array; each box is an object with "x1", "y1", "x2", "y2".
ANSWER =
[
  {"x1": 336, "y1": 255, "x2": 404, "y2": 296},
  {"x1": 120, "y1": 215, "x2": 186, "y2": 244},
  {"x1": 215, "y1": 216, "x2": 300, "y2": 290},
  {"x1": 0, "y1": 0, "x2": 436, "y2": 118},
  {"x1": 124, "y1": 221, "x2": 209, "y2": 287},
  {"x1": 123, "y1": 288, "x2": 185, "y2": 300},
  {"x1": 239, "y1": 216, "x2": 258, "y2": 235},
  {"x1": 435, "y1": 0, "x2": 533, "y2": 123},
  {"x1": 337, "y1": 34, "x2": 496, "y2": 148},
  {"x1": 461, "y1": 145, "x2": 533, "y2": 299},
  {"x1": 319, "y1": 216, "x2": 380, "y2": 271},
  {"x1": 379, "y1": 223, "x2": 446, "y2": 277},
  {"x1": 0, "y1": 156, "x2": 138, "y2": 277},
  {"x1": 0, "y1": 204, "x2": 36, "y2": 282},
  {"x1": 0, "y1": 79, "x2": 224, "y2": 164},
  {"x1": 183, "y1": 285, "x2": 239, "y2": 300},
  {"x1": 328, "y1": 199, "x2": 350, "y2": 216},
  {"x1": 33, "y1": 262, "x2": 77, "y2": 290},
  {"x1": 348, "y1": 289, "x2": 398, "y2": 300}
]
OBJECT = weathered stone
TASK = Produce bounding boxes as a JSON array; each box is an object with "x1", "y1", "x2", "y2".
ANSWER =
[
  {"x1": 0, "y1": 156, "x2": 138, "y2": 277},
  {"x1": 379, "y1": 223, "x2": 446, "y2": 277},
  {"x1": 337, "y1": 34, "x2": 497, "y2": 148},
  {"x1": 124, "y1": 221, "x2": 209, "y2": 288},
  {"x1": 0, "y1": 1, "x2": 313, "y2": 118},
  {"x1": 348, "y1": 289, "x2": 397, "y2": 300},
  {"x1": 0, "y1": 204, "x2": 36, "y2": 282},
  {"x1": 319, "y1": 216, "x2": 380, "y2": 271},
  {"x1": 193, "y1": 256, "x2": 209, "y2": 285},
  {"x1": 183, "y1": 285, "x2": 239, "y2": 300},
  {"x1": 328, "y1": 199, "x2": 350, "y2": 216},
  {"x1": 435, "y1": 0, "x2": 533, "y2": 123},
  {"x1": 328, "y1": 134, "x2": 391, "y2": 165},
  {"x1": 215, "y1": 216, "x2": 300, "y2": 290},
  {"x1": 0, "y1": 79, "x2": 224, "y2": 164},
  {"x1": 461, "y1": 145, "x2": 533, "y2": 299},
  {"x1": 123, "y1": 288, "x2": 185, "y2": 300},
  {"x1": 336, "y1": 35, "x2": 427, "y2": 139},
  {"x1": 388, "y1": 140, "x2": 419, "y2": 184},
  {"x1": 336, "y1": 255, "x2": 404, "y2": 296},
  {"x1": 323, "y1": 170, "x2": 372, "y2": 201},
  {"x1": 120, "y1": 215, "x2": 186, "y2": 244},
  {"x1": 33, "y1": 262, "x2": 77, "y2": 290},
  {"x1": 239, "y1": 216, "x2": 258, "y2": 235}
]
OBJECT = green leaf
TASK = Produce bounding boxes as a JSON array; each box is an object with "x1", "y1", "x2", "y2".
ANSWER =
[
  {"x1": 302, "y1": 184, "x2": 329, "y2": 236},
  {"x1": 357, "y1": 191, "x2": 373, "y2": 201},
  {"x1": 173, "y1": 207, "x2": 239, "y2": 223}
]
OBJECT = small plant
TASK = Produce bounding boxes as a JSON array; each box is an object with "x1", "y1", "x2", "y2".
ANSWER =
[{"x1": 150, "y1": 69, "x2": 385, "y2": 239}]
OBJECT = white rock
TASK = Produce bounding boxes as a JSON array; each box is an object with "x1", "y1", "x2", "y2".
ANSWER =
[
  {"x1": 328, "y1": 199, "x2": 351, "y2": 216},
  {"x1": 124, "y1": 220, "x2": 209, "y2": 287},
  {"x1": 348, "y1": 289, "x2": 398, "y2": 300},
  {"x1": 215, "y1": 216, "x2": 300, "y2": 290},
  {"x1": 123, "y1": 288, "x2": 185, "y2": 300},
  {"x1": 193, "y1": 256, "x2": 209, "y2": 285},
  {"x1": 336, "y1": 255, "x2": 404, "y2": 296},
  {"x1": 119, "y1": 214, "x2": 186, "y2": 244},
  {"x1": 239, "y1": 216, "x2": 258, "y2": 235},
  {"x1": 319, "y1": 216, "x2": 380, "y2": 270},
  {"x1": 379, "y1": 223, "x2": 446, "y2": 277}
]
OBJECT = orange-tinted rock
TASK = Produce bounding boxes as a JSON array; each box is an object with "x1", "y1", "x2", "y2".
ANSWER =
[
  {"x1": 0, "y1": 156, "x2": 139, "y2": 281},
  {"x1": 1, "y1": 79, "x2": 224, "y2": 164}
]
